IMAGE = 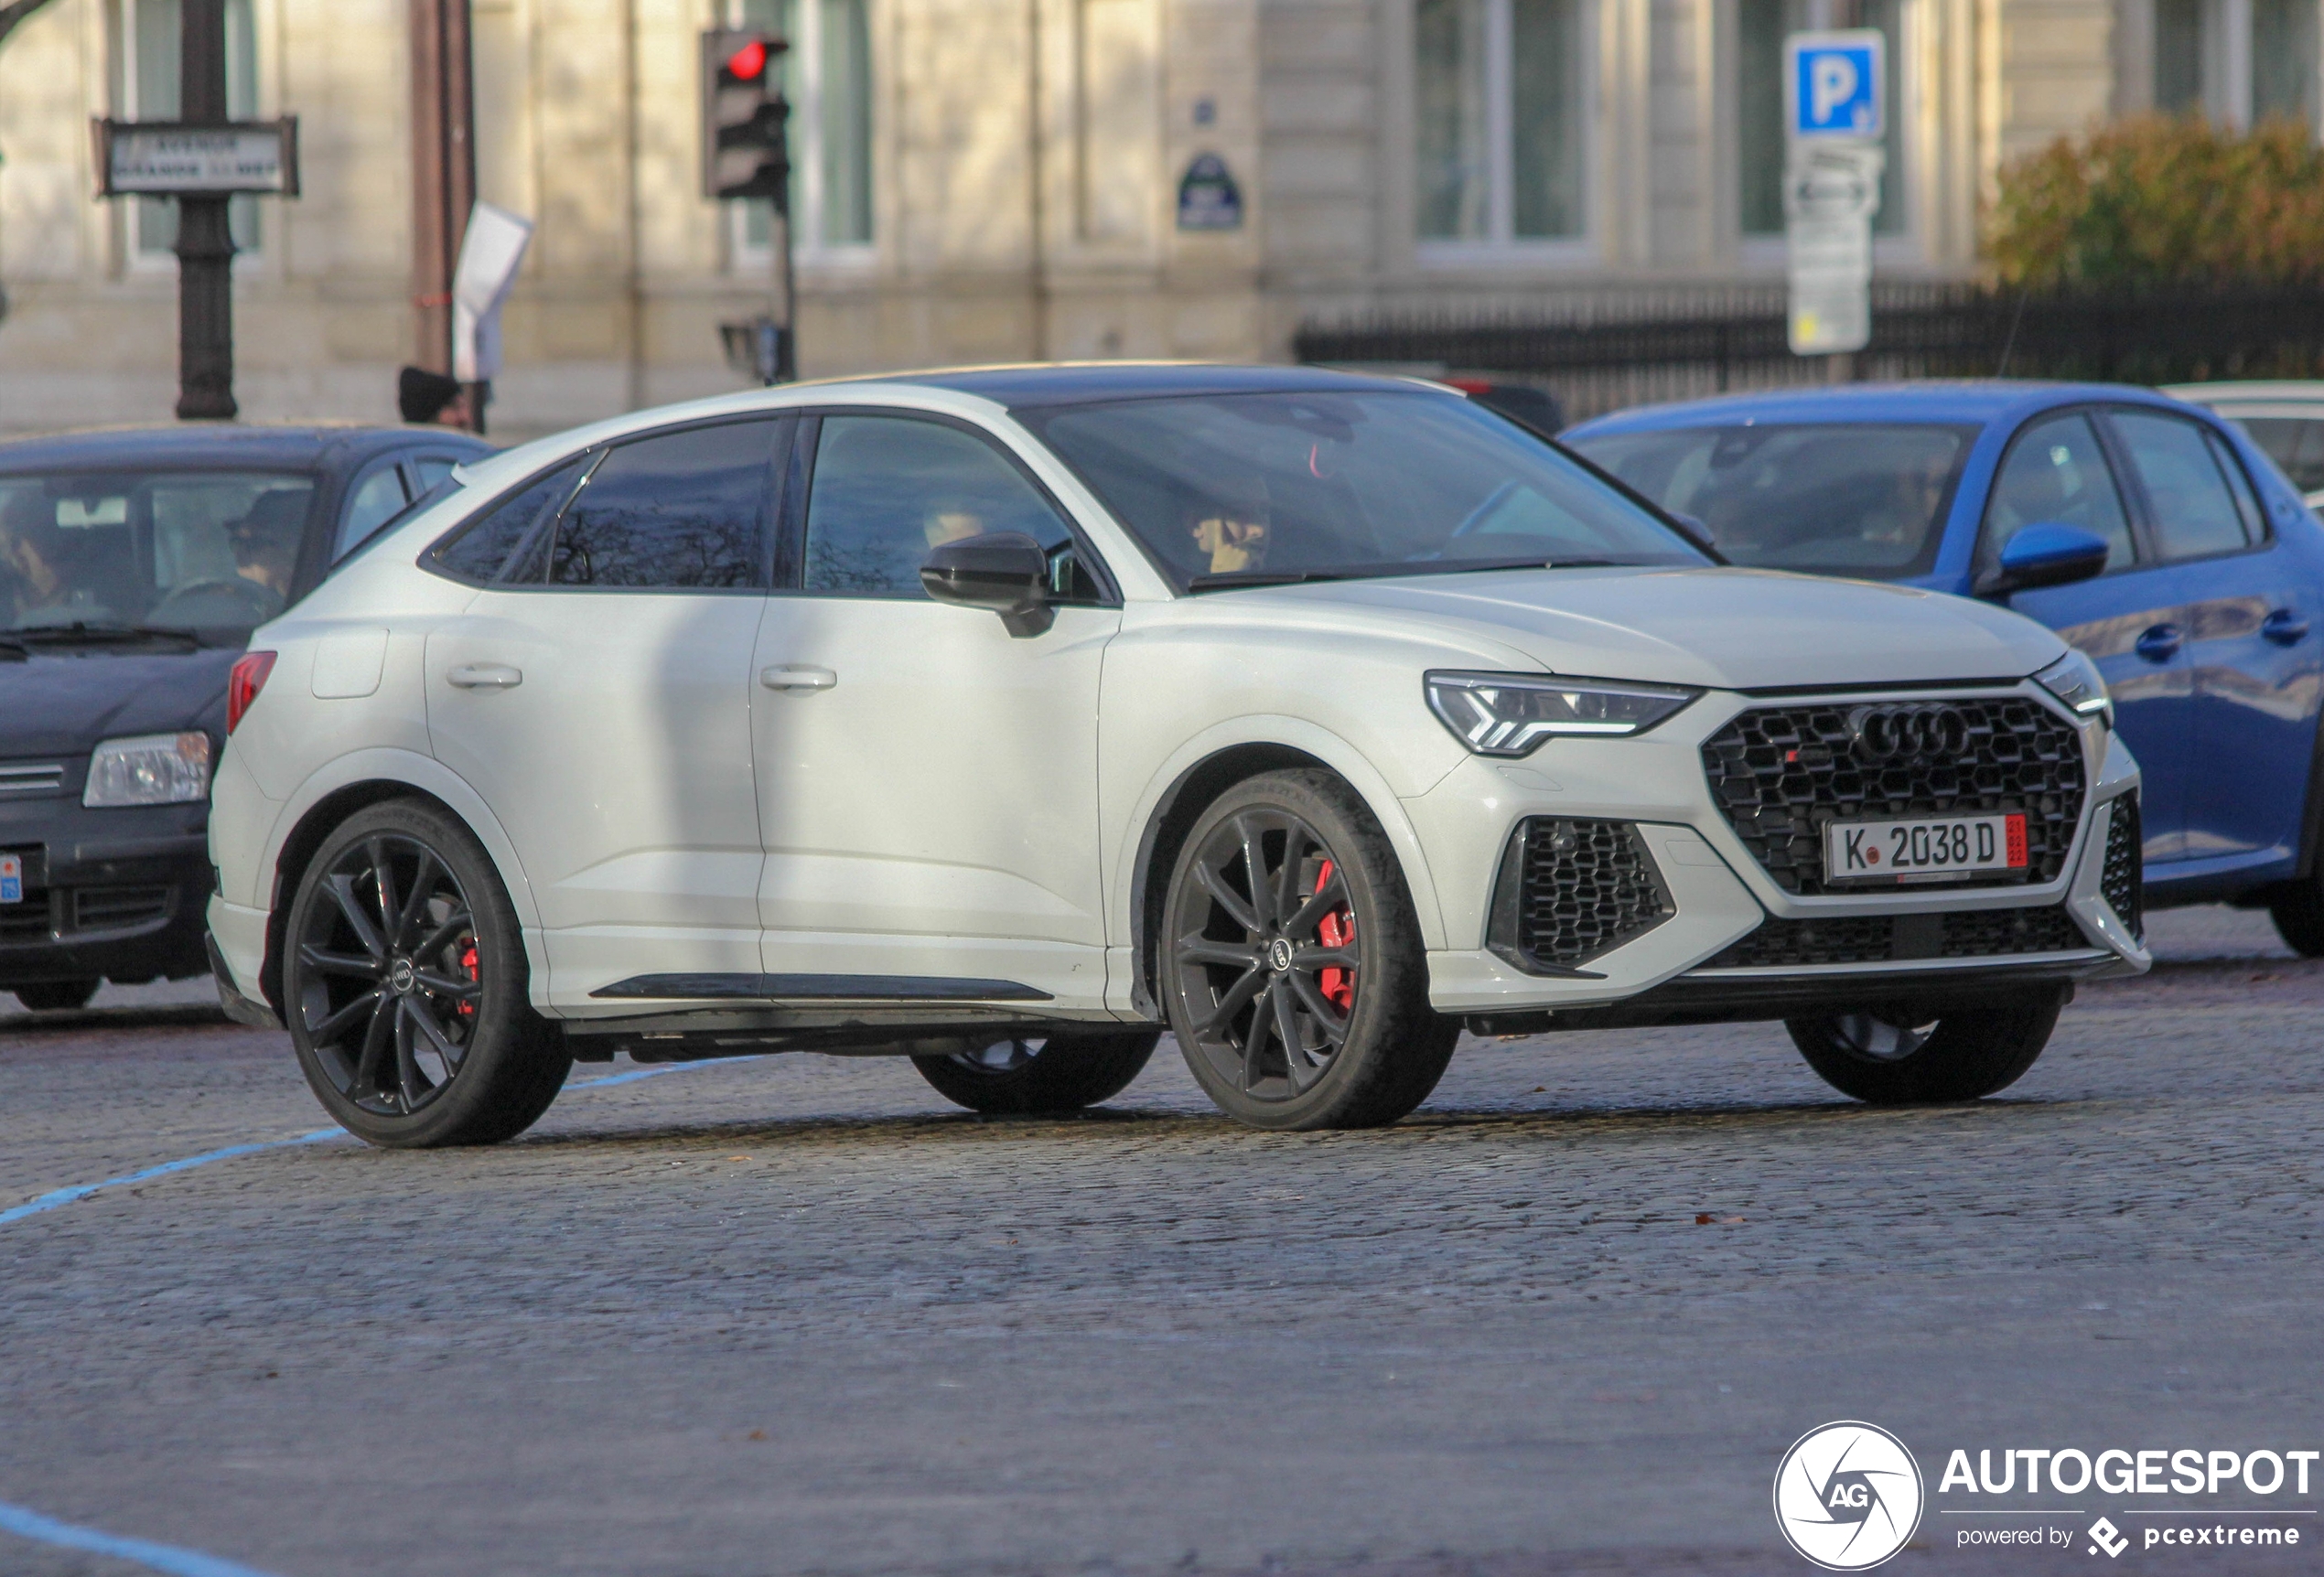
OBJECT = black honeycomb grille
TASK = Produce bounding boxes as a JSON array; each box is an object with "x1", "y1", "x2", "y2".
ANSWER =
[
  {"x1": 1500, "y1": 818, "x2": 1673, "y2": 971},
  {"x1": 1701, "y1": 697, "x2": 2086, "y2": 896},
  {"x1": 2101, "y1": 792, "x2": 2143, "y2": 941},
  {"x1": 1705, "y1": 904, "x2": 2092, "y2": 969}
]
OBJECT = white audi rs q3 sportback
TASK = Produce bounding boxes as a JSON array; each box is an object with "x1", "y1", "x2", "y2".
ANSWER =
[{"x1": 206, "y1": 366, "x2": 2148, "y2": 1147}]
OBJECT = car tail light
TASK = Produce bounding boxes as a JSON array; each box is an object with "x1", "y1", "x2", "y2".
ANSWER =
[{"x1": 228, "y1": 650, "x2": 277, "y2": 734}]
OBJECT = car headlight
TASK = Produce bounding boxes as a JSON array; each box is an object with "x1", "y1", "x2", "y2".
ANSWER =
[
  {"x1": 2033, "y1": 649, "x2": 2113, "y2": 727},
  {"x1": 1424, "y1": 670, "x2": 1700, "y2": 756},
  {"x1": 84, "y1": 732, "x2": 212, "y2": 807}
]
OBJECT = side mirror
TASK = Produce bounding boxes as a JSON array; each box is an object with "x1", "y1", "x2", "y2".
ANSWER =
[
  {"x1": 920, "y1": 531, "x2": 1054, "y2": 637},
  {"x1": 1976, "y1": 521, "x2": 2111, "y2": 598},
  {"x1": 1668, "y1": 511, "x2": 1716, "y2": 552}
]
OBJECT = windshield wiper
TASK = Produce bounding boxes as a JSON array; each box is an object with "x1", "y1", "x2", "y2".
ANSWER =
[
  {"x1": 1185, "y1": 570, "x2": 1342, "y2": 592},
  {"x1": 8, "y1": 622, "x2": 204, "y2": 649}
]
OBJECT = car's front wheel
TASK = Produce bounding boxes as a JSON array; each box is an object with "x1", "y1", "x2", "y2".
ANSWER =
[
  {"x1": 282, "y1": 799, "x2": 570, "y2": 1147},
  {"x1": 1786, "y1": 986, "x2": 2069, "y2": 1104},
  {"x1": 13, "y1": 980, "x2": 100, "y2": 1013},
  {"x1": 1157, "y1": 769, "x2": 1458, "y2": 1131},
  {"x1": 2266, "y1": 874, "x2": 2324, "y2": 957},
  {"x1": 911, "y1": 1029, "x2": 1160, "y2": 1115}
]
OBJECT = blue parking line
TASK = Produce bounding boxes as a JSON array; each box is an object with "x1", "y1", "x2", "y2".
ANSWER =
[
  {"x1": 0, "y1": 1060, "x2": 705, "y2": 1228},
  {"x1": 0, "y1": 1499, "x2": 287, "y2": 1577}
]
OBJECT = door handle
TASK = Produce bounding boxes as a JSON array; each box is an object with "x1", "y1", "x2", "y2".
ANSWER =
[
  {"x1": 2263, "y1": 608, "x2": 2310, "y2": 646},
  {"x1": 759, "y1": 664, "x2": 837, "y2": 692},
  {"x1": 446, "y1": 662, "x2": 522, "y2": 690},
  {"x1": 2134, "y1": 624, "x2": 2183, "y2": 664}
]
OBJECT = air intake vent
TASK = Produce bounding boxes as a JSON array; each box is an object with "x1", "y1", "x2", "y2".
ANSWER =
[
  {"x1": 0, "y1": 762, "x2": 65, "y2": 796},
  {"x1": 2101, "y1": 793, "x2": 2143, "y2": 942},
  {"x1": 1488, "y1": 818, "x2": 1672, "y2": 973},
  {"x1": 71, "y1": 885, "x2": 172, "y2": 933}
]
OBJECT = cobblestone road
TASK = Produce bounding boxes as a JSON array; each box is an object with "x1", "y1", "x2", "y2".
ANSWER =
[{"x1": 1, "y1": 909, "x2": 2318, "y2": 1577}]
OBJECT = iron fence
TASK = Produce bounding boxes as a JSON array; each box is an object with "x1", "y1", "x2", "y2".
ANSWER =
[{"x1": 1294, "y1": 283, "x2": 2324, "y2": 424}]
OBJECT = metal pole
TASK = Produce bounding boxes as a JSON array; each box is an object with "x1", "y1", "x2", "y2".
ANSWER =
[
  {"x1": 175, "y1": 0, "x2": 235, "y2": 420},
  {"x1": 411, "y1": 0, "x2": 478, "y2": 425},
  {"x1": 776, "y1": 204, "x2": 798, "y2": 381}
]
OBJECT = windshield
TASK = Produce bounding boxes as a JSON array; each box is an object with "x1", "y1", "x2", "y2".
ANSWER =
[
  {"x1": 0, "y1": 470, "x2": 313, "y2": 637},
  {"x1": 1567, "y1": 423, "x2": 1976, "y2": 580},
  {"x1": 1020, "y1": 391, "x2": 1707, "y2": 591}
]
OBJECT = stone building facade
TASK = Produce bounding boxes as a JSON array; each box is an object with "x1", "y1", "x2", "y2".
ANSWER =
[{"x1": 0, "y1": 0, "x2": 2308, "y2": 437}]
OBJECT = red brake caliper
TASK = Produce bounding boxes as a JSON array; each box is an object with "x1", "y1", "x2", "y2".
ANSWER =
[
  {"x1": 1312, "y1": 859, "x2": 1355, "y2": 1011},
  {"x1": 457, "y1": 939, "x2": 479, "y2": 1021}
]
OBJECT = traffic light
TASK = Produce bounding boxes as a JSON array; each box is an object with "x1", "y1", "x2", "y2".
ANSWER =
[{"x1": 701, "y1": 29, "x2": 790, "y2": 208}]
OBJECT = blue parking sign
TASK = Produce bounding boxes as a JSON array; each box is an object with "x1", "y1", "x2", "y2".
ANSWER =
[{"x1": 1786, "y1": 30, "x2": 1884, "y2": 141}]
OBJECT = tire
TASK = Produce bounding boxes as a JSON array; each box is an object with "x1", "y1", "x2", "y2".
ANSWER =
[
  {"x1": 1786, "y1": 986, "x2": 2069, "y2": 1105},
  {"x1": 13, "y1": 979, "x2": 100, "y2": 1013},
  {"x1": 281, "y1": 799, "x2": 570, "y2": 1147},
  {"x1": 1157, "y1": 768, "x2": 1458, "y2": 1131},
  {"x1": 911, "y1": 1028, "x2": 1160, "y2": 1115},
  {"x1": 2268, "y1": 875, "x2": 2324, "y2": 957}
]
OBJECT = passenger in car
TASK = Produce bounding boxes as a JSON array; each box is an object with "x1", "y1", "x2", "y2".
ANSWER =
[
  {"x1": 0, "y1": 492, "x2": 87, "y2": 623},
  {"x1": 923, "y1": 508, "x2": 984, "y2": 550}
]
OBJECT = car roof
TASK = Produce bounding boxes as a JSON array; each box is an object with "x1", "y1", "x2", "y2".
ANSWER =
[
  {"x1": 859, "y1": 360, "x2": 1436, "y2": 410},
  {"x1": 1564, "y1": 380, "x2": 2200, "y2": 436},
  {"x1": 0, "y1": 424, "x2": 490, "y2": 477}
]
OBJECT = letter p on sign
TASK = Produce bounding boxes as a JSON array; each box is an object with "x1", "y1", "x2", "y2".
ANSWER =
[{"x1": 1787, "y1": 31, "x2": 1884, "y2": 141}]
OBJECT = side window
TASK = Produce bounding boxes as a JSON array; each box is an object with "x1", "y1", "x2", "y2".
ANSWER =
[
  {"x1": 549, "y1": 421, "x2": 776, "y2": 589},
  {"x1": 1981, "y1": 413, "x2": 2135, "y2": 573},
  {"x1": 2113, "y1": 410, "x2": 2255, "y2": 563},
  {"x1": 427, "y1": 457, "x2": 587, "y2": 584},
  {"x1": 335, "y1": 462, "x2": 412, "y2": 562},
  {"x1": 411, "y1": 456, "x2": 462, "y2": 491},
  {"x1": 2204, "y1": 428, "x2": 2267, "y2": 545},
  {"x1": 2233, "y1": 416, "x2": 2324, "y2": 495},
  {"x1": 802, "y1": 415, "x2": 1096, "y2": 599}
]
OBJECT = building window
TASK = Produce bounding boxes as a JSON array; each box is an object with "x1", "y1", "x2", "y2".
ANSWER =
[
  {"x1": 733, "y1": 0, "x2": 874, "y2": 257},
  {"x1": 121, "y1": 0, "x2": 260, "y2": 260},
  {"x1": 1414, "y1": 0, "x2": 1587, "y2": 245},
  {"x1": 1738, "y1": 0, "x2": 1905, "y2": 238},
  {"x1": 2154, "y1": 0, "x2": 2319, "y2": 127}
]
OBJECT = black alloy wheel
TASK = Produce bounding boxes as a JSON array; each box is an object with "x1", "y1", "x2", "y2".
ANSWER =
[
  {"x1": 1786, "y1": 986, "x2": 2068, "y2": 1104},
  {"x1": 1160, "y1": 770, "x2": 1457, "y2": 1130},
  {"x1": 910, "y1": 1028, "x2": 1160, "y2": 1115},
  {"x1": 284, "y1": 800, "x2": 569, "y2": 1147}
]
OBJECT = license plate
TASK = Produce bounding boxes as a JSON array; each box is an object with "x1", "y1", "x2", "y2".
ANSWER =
[
  {"x1": 1825, "y1": 813, "x2": 2027, "y2": 885},
  {"x1": 0, "y1": 853, "x2": 18, "y2": 905}
]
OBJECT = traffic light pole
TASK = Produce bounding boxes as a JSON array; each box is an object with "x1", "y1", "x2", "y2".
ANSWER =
[
  {"x1": 175, "y1": 0, "x2": 235, "y2": 420},
  {"x1": 776, "y1": 201, "x2": 798, "y2": 382}
]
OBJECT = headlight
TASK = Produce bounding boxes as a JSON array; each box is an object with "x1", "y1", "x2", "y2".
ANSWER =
[
  {"x1": 1424, "y1": 670, "x2": 1700, "y2": 756},
  {"x1": 84, "y1": 732, "x2": 212, "y2": 807},
  {"x1": 2033, "y1": 649, "x2": 2113, "y2": 726}
]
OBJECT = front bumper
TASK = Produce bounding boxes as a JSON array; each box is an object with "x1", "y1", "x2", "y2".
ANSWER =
[
  {"x1": 1408, "y1": 680, "x2": 2148, "y2": 1022},
  {"x1": 0, "y1": 795, "x2": 214, "y2": 988}
]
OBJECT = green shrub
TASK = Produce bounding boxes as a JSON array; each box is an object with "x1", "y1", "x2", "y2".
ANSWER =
[{"x1": 1986, "y1": 114, "x2": 2324, "y2": 289}]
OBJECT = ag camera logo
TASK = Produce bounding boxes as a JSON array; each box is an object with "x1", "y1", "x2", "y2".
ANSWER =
[{"x1": 1774, "y1": 1421, "x2": 1925, "y2": 1570}]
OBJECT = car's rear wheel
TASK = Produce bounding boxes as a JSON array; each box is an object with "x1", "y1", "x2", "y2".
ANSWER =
[
  {"x1": 1786, "y1": 986, "x2": 2068, "y2": 1104},
  {"x1": 282, "y1": 799, "x2": 569, "y2": 1147},
  {"x1": 13, "y1": 979, "x2": 100, "y2": 1013},
  {"x1": 911, "y1": 1029, "x2": 1159, "y2": 1115},
  {"x1": 1157, "y1": 769, "x2": 1458, "y2": 1131},
  {"x1": 2266, "y1": 875, "x2": 2324, "y2": 957}
]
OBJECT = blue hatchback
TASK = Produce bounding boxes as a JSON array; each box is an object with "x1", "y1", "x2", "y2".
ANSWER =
[{"x1": 1565, "y1": 382, "x2": 2324, "y2": 952}]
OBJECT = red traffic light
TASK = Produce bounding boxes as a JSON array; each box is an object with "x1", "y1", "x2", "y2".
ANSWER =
[{"x1": 726, "y1": 38, "x2": 768, "y2": 80}]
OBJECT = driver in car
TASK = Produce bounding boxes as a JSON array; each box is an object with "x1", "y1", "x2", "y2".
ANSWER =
[
  {"x1": 1188, "y1": 477, "x2": 1271, "y2": 575},
  {"x1": 227, "y1": 491, "x2": 307, "y2": 606}
]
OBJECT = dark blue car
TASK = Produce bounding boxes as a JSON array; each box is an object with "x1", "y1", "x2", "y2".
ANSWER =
[
  {"x1": 1565, "y1": 382, "x2": 2324, "y2": 952},
  {"x1": 0, "y1": 424, "x2": 493, "y2": 1012}
]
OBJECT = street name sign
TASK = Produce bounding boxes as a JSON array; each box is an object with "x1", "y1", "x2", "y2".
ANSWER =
[{"x1": 92, "y1": 118, "x2": 301, "y2": 198}]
